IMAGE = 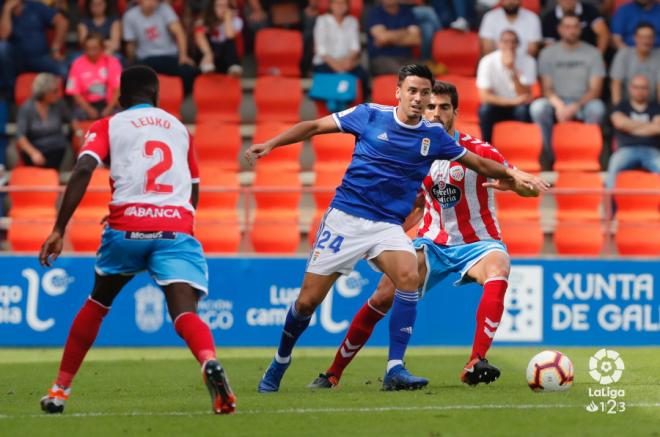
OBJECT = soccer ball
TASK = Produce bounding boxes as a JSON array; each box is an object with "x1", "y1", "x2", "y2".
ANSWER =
[{"x1": 526, "y1": 350, "x2": 574, "y2": 392}]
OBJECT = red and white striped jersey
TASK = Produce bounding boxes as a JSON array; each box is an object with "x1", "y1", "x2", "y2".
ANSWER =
[
  {"x1": 417, "y1": 132, "x2": 510, "y2": 246},
  {"x1": 79, "y1": 105, "x2": 199, "y2": 234}
]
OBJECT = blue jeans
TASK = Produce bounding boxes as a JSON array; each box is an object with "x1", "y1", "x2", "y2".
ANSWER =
[
  {"x1": 478, "y1": 103, "x2": 530, "y2": 143},
  {"x1": 0, "y1": 41, "x2": 67, "y2": 95},
  {"x1": 606, "y1": 146, "x2": 660, "y2": 188},
  {"x1": 432, "y1": 0, "x2": 475, "y2": 26},
  {"x1": 413, "y1": 6, "x2": 441, "y2": 60}
]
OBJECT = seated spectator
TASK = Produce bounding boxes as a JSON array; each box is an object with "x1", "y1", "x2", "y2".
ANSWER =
[
  {"x1": 66, "y1": 33, "x2": 121, "y2": 120},
  {"x1": 312, "y1": 0, "x2": 368, "y2": 90},
  {"x1": 610, "y1": 22, "x2": 660, "y2": 105},
  {"x1": 194, "y1": 0, "x2": 243, "y2": 76},
  {"x1": 476, "y1": 30, "x2": 535, "y2": 142},
  {"x1": 77, "y1": 0, "x2": 121, "y2": 55},
  {"x1": 123, "y1": 0, "x2": 198, "y2": 95},
  {"x1": 542, "y1": 0, "x2": 609, "y2": 54},
  {"x1": 0, "y1": 0, "x2": 68, "y2": 97},
  {"x1": 15, "y1": 73, "x2": 78, "y2": 170},
  {"x1": 433, "y1": 0, "x2": 475, "y2": 31},
  {"x1": 608, "y1": 74, "x2": 660, "y2": 188},
  {"x1": 246, "y1": 0, "x2": 313, "y2": 30},
  {"x1": 611, "y1": 0, "x2": 660, "y2": 49},
  {"x1": 479, "y1": 0, "x2": 542, "y2": 57},
  {"x1": 367, "y1": 0, "x2": 421, "y2": 75},
  {"x1": 530, "y1": 13, "x2": 606, "y2": 167},
  {"x1": 401, "y1": 0, "x2": 441, "y2": 61}
]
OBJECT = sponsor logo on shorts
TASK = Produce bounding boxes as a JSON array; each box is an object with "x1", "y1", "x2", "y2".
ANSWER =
[
  {"x1": 124, "y1": 206, "x2": 182, "y2": 219},
  {"x1": 431, "y1": 181, "x2": 462, "y2": 209},
  {"x1": 449, "y1": 165, "x2": 464, "y2": 181},
  {"x1": 124, "y1": 231, "x2": 176, "y2": 240}
]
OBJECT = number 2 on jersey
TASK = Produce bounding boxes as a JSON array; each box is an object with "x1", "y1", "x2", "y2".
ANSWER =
[{"x1": 144, "y1": 140, "x2": 173, "y2": 194}]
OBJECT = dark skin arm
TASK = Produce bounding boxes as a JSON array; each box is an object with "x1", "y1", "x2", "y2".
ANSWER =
[
  {"x1": 39, "y1": 155, "x2": 98, "y2": 266},
  {"x1": 191, "y1": 182, "x2": 199, "y2": 209}
]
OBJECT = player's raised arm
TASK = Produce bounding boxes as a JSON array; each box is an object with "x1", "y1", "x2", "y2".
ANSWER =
[
  {"x1": 458, "y1": 150, "x2": 549, "y2": 194},
  {"x1": 39, "y1": 154, "x2": 98, "y2": 267},
  {"x1": 245, "y1": 115, "x2": 340, "y2": 166}
]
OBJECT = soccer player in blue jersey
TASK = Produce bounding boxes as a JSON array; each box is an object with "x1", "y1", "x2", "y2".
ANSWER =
[{"x1": 246, "y1": 64, "x2": 548, "y2": 392}]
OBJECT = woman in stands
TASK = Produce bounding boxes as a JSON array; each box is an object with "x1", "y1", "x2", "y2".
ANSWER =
[
  {"x1": 15, "y1": 73, "x2": 79, "y2": 170},
  {"x1": 194, "y1": 0, "x2": 243, "y2": 77},
  {"x1": 77, "y1": 0, "x2": 121, "y2": 55}
]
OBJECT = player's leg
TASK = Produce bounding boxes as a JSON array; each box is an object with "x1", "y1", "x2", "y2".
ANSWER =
[
  {"x1": 460, "y1": 249, "x2": 510, "y2": 386},
  {"x1": 41, "y1": 273, "x2": 132, "y2": 414},
  {"x1": 259, "y1": 271, "x2": 340, "y2": 392}
]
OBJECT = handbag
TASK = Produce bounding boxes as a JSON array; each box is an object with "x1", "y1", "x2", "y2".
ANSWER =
[{"x1": 309, "y1": 73, "x2": 357, "y2": 113}]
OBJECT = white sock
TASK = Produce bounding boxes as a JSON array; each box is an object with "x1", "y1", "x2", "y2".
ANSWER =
[
  {"x1": 275, "y1": 352, "x2": 291, "y2": 364},
  {"x1": 387, "y1": 359, "x2": 403, "y2": 372}
]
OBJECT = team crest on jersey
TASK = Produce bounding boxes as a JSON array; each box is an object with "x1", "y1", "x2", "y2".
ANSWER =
[
  {"x1": 82, "y1": 131, "x2": 96, "y2": 147},
  {"x1": 338, "y1": 106, "x2": 356, "y2": 118},
  {"x1": 431, "y1": 181, "x2": 462, "y2": 209},
  {"x1": 449, "y1": 166, "x2": 465, "y2": 181},
  {"x1": 420, "y1": 138, "x2": 431, "y2": 156}
]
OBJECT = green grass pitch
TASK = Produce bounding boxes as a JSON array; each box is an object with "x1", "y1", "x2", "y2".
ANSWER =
[{"x1": 0, "y1": 347, "x2": 658, "y2": 436}]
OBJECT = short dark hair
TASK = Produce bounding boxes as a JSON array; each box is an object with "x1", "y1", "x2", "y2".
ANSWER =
[
  {"x1": 635, "y1": 21, "x2": 656, "y2": 34},
  {"x1": 432, "y1": 81, "x2": 459, "y2": 110},
  {"x1": 559, "y1": 11, "x2": 579, "y2": 24},
  {"x1": 84, "y1": 32, "x2": 105, "y2": 47},
  {"x1": 119, "y1": 65, "x2": 159, "y2": 109},
  {"x1": 397, "y1": 64, "x2": 434, "y2": 87}
]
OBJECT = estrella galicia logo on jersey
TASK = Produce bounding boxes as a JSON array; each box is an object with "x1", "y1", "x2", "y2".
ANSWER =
[
  {"x1": 449, "y1": 166, "x2": 465, "y2": 181},
  {"x1": 337, "y1": 106, "x2": 356, "y2": 118},
  {"x1": 420, "y1": 137, "x2": 430, "y2": 156},
  {"x1": 431, "y1": 181, "x2": 462, "y2": 209}
]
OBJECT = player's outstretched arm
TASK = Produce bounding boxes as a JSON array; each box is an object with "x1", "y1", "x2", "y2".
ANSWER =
[
  {"x1": 481, "y1": 177, "x2": 540, "y2": 197},
  {"x1": 39, "y1": 155, "x2": 97, "y2": 267},
  {"x1": 245, "y1": 115, "x2": 339, "y2": 166},
  {"x1": 458, "y1": 151, "x2": 549, "y2": 194}
]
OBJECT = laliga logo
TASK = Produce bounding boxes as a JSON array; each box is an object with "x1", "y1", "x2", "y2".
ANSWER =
[
  {"x1": 319, "y1": 271, "x2": 368, "y2": 334},
  {"x1": 589, "y1": 348, "x2": 625, "y2": 385}
]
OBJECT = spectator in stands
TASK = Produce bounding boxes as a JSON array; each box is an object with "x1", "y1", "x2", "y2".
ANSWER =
[
  {"x1": 401, "y1": 0, "x2": 441, "y2": 61},
  {"x1": 123, "y1": 0, "x2": 198, "y2": 94},
  {"x1": 312, "y1": 0, "x2": 368, "y2": 90},
  {"x1": 15, "y1": 73, "x2": 78, "y2": 170},
  {"x1": 610, "y1": 22, "x2": 660, "y2": 105},
  {"x1": 367, "y1": 0, "x2": 422, "y2": 75},
  {"x1": 479, "y1": 0, "x2": 542, "y2": 57},
  {"x1": 246, "y1": 0, "x2": 314, "y2": 30},
  {"x1": 530, "y1": 13, "x2": 606, "y2": 167},
  {"x1": 78, "y1": 0, "x2": 121, "y2": 55},
  {"x1": 608, "y1": 74, "x2": 660, "y2": 187},
  {"x1": 66, "y1": 33, "x2": 121, "y2": 120},
  {"x1": 0, "y1": 0, "x2": 68, "y2": 97},
  {"x1": 194, "y1": 0, "x2": 243, "y2": 77},
  {"x1": 542, "y1": 0, "x2": 610, "y2": 54},
  {"x1": 433, "y1": 0, "x2": 475, "y2": 31},
  {"x1": 476, "y1": 29, "x2": 535, "y2": 142},
  {"x1": 611, "y1": 0, "x2": 660, "y2": 49}
]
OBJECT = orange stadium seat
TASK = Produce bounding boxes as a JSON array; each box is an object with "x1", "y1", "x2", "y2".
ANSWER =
[
  {"x1": 252, "y1": 167, "x2": 301, "y2": 221},
  {"x1": 498, "y1": 219, "x2": 544, "y2": 255},
  {"x1": 316, "y1": 0, "x2": 363, "y2": 18},
  {"x1": 455, "y1": 120, "x2": 481, "y2": 138},
  {"x1": 252, "y1": 122, "x2": 303, "y2": 170},
  {"x1": 312, "y1": 132, "x2": 354, "y2": 170},
  {"x1": 68, "y1": 221, "x2": 103, "y2": 252},
  {"x1": 157, "y1": 75, "x2": 183, "y2": 119},
  {"x1": 313, "y1": 167, "x2": 343, "y2": 212},
  {"x1": 554, "y1": 172, "x2": 603, "y2": 221},
  {"x1": 196, "y1": 167, "x2": 240, "y2": 221},
  {"x1": 254, "y1": 76, "x2": 302, "y2": 123},
  {"x1": 314, "y1": 81, "x2": 363, "y2": 118},
  {"x1": 251, "y1": 220, "x2": 300, "y2": 253},
  {"x1": 432, "y1": 30, "x2": 480, "y2": 76},
  {"x1": 308, "y1": 211, "x2": 324, "y2": 247},
  {"x1": 552, "y1": 122, "x2": 602, "y2": 172},
  {"x1": 495, "y1": 191, "x2": 541, "y2": 221},
  {"x1": 521, "y1": 0, "x2": 541, "y2": 13},
  {"x1": 615, "y1": 222, "x2": 660, "y2": 256},
  {"x1": 255, "y1": 28, "x2": 303, "y2": 77},
  {"x1": 194, "y1": 122, "x2": 242, "y2": 171},
  {"x1": 371, "y1": 75, "x2": 398, "y2": 106},
  {"x1": 553, "y1": 221, "x2": 604, "y2": 255},
  {"x1": 15, "y1": 72, "x2": 64, "y2": 106},
  {"x1": 75, "y1": 168, "x2": 111, "y2": 220},
  {"x1": 194, "y1": 74, "x2": 241, "y2": 123},
  {"x1": 196, "y1": 222, "x2": 242, "y2": 253},
  {"x1": 9, "y1": 167, "x2": 59, "y2": 219},
  {"x1": 8, "y1": 221, "x2": 53, "y2": 252},
  {"x1": 491, "y1": 121, "x2": 542, "y2": 171},
  {"x1": 437, "y1": 75, "x2": 479, "y2": 122},
  {"x1": 614, "y1": 171, "x2": 660, "y2": 222}
]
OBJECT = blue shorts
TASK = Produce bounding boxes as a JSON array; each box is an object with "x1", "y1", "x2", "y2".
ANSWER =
[
  {"x1": 95, "y1": 227, "x2": 209, "y2": 295},
  {"x1": 413, "y1": 237, "x2": 508, "y2": 297}
]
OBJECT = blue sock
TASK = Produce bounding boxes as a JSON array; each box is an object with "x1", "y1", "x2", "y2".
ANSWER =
[
  {"x1": 276, "y1": 304, "x2": 312, "y2": 363},
  {"x1": 388, "y1": 289, "x2": 418, "y2": 366}
]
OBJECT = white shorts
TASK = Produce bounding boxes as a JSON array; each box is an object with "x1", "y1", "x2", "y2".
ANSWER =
[{"x1": 306, "y1": 208, "x2": 416, "y2": 276}]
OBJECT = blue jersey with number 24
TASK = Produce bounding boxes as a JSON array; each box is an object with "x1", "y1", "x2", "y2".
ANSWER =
[{"x1": 330, "y1": 103, "x2": 467, "y2": 225}]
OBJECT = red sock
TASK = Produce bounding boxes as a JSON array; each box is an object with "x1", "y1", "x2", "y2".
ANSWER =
[
  {"x1": 470, "y1": 278, "x2": 508, "y2": 360},
  {"x1": 174, "y1": 312, "x2": 216, "y2": 365},
  {"x1": 56, "y1": 298, "x2": 109, "y2": 388},
  {"x1": 327, "y1": 301, "x2": 385, "y2": 379}
]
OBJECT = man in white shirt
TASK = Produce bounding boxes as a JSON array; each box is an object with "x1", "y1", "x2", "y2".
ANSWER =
[
  {"x1": 477, "y1": 29, "x2": 536, "y2": 142},
  {"x1": 479, "y1": 0, "x2": 542, "y2": 57}
]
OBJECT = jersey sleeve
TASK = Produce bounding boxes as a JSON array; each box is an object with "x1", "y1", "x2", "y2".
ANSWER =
[
  {"x1": 79, "y1": 117, "x2": 110, "y2": 165},
  {"x1": 187, "y1": 131, "x2": 200, "y2": 183},
  {"x1": 431, "y1": 127, "x2": 467, "y2": 161},
  {"x1": 331, "y1": 104, "x2": 371, "y2": 137},
  {"x1": 474, "y1": 141, "x2": 510, "y2": 167}
]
